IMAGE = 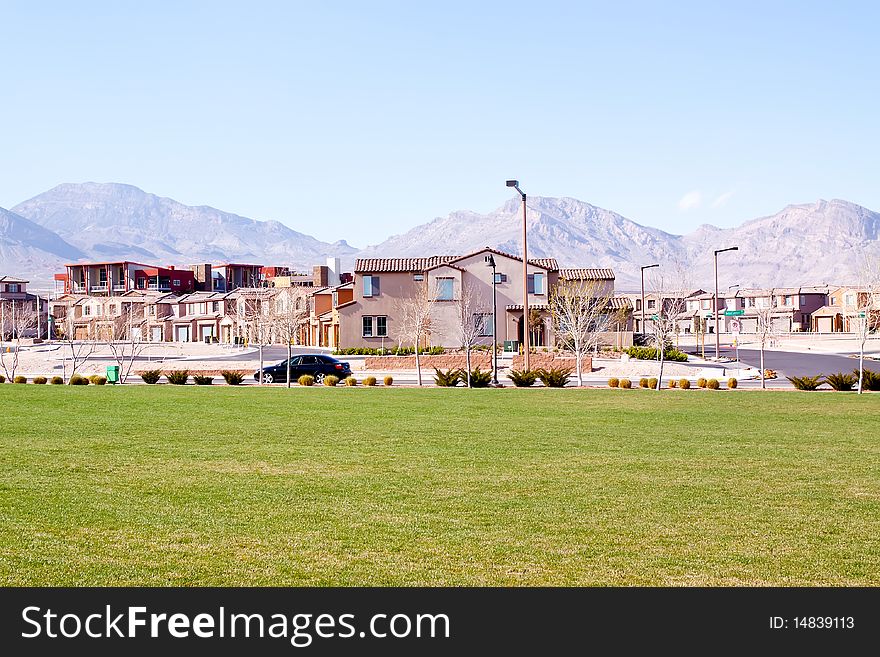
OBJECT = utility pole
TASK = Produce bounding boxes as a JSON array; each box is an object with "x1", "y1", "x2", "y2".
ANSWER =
[{"x1": 506, "y1": 180, "x2": 530, "y2": 370}]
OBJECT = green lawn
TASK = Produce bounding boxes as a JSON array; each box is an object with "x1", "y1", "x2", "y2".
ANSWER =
[{"x1": 1, "y1": 386, "x2": 878, "y2": 586}]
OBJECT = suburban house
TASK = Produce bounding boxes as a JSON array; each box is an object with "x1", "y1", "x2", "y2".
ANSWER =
[
  {"x1": 55, "y1": 261, "x2": 196, "y2": 296},
  {"x1": 308, "y1": 282, "x2": 355, "y2": 348},
  {"x1": 812, "y1": 286, "x2": 880, "y2": 332},
  {"x1": 1, "y1": 275, "x2": 49, "y2": 338},
  {"x1": 165, "y1": 291, "x2": 235, "y2": 343},
  {"x1": 333, "y1": 248, "x2": 618, "y2": 350},
  {"x1": 722, "y1": 287, "x2": 828, "y2": 333}
]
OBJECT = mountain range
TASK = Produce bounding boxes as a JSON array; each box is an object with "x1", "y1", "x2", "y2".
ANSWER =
[{"x1": 2, "y1": 182, "x2": 879, "y2": 290}]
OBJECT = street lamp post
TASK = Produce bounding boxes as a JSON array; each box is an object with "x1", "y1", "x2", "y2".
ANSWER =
[
  {"x1": 485, "y1": 254, "x2": 499, "y2": 385},
  {"x1": 640, "y1": 264, "x2": 659, "y2": 334},
  {"x1": 714, "y1": 247, "x2": 739, "y2": 359},
  {"x1": 506, "y1": 180, "x2": 530, "y2": 371}
]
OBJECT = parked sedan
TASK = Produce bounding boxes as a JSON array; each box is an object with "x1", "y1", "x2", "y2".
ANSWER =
[{"x1": 254, "y1": 354, "x2": 352, "y2": 384}]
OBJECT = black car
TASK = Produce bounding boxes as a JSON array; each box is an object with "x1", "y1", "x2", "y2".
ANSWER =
[{"x1": 254, "y1": 354, "x2": 352, "y2": 384}]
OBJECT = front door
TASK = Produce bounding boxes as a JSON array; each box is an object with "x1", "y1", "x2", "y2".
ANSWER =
[
  {"x1": 151, "y1": 326, "x2": 163, "y2": 342},
  {"x1": 176, "y1": 326, "x2": 190, "y2": 342}
]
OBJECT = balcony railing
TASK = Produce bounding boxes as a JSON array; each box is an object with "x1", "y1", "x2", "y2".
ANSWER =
[
  {"x1": 112, "y1": 284, "x2": 126, "y2": 292},
  {"x1": 72, "y1": 285, "x2": 87, "y2": 293},
  {"x1": 90, "y1": 284, "x2": 108, "y2": 292},
  {"x1": 147, "y1": 284, "x2": 171, "y2": 291}
]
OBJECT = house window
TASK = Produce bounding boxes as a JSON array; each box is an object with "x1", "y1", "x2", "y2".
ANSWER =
[
  {"x1": 147, "y1": 305, "x2": 155, "y2": 316},
  {"x1": 6, "y1": 283, "x2": 20, "y2": 293},
  {"x1": 701, "y1": 299, "x2": 710, "y2": 310},
  {"x1": 362, "y1": 316, "x2": 373, "y2": 337},
  {"x1": 376, "y1": 316, "x2": 387, "y2": 337},
  {"x1": 84, "y1": 306, "x2": 91, "y2": 316},
  {"x1": 475, "y1": 313, "x2": 493, "y2": 337},
  {"x1": 799, "y1": 295, "x2": 806, "y2": 305},
  {"x1": 363, "y1": 275, "x2": 379, "y2": 297},
  {"x1": 436, "y1": 278, "x2": 454, "y2": 301},
  {"x1": 494, "y1": 273, "x2": 507, "y2": 284},
  {"x1": 212, "y1": 301, "x2": 219, "y2": 312},
  {"x1": 136, "y1": 277, "x2": 146, "y2": 289},
  {"x1": 413, "y1": 274, "x2": 424, "y2": 281},
  {"x1": 648, "y1": 299, "x2": 657, "y2": 310},
  {"x1": 332, "y1": 291, "x2": 338, "y2": 306},
  {"x1": 109, "y1": 304, "x2": 117, "y2": 315},
  {"x1": 527, "y1": 273, "x2": 546, "y2": 295},
  {"x1": 173, "y1": 279, "x2": 181, "y2": 287}
]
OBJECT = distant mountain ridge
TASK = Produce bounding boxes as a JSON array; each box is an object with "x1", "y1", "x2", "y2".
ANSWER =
[{"x1": 3, "y1": 182, "x2": 879, "y2": 290}]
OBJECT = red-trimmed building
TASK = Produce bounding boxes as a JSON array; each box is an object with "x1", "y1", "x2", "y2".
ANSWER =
[{"x1": 56, "y1": 261, "x2": 195, "y2": 296}]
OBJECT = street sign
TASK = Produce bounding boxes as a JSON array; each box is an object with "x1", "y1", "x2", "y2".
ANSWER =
[
  {"x1": 730, "y1": 319, "x2": 741, "y2": 334},
  {"x1": 724, "y1": 309, "x2": 745, "y2": 316},
  {"x1": 650, "y1": 314, "x2": 659, "y2": 321}
]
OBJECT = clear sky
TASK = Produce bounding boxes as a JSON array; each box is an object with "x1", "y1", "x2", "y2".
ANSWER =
[{"x1": 1, "y1": 1, "x2": 878, "y2": 247}]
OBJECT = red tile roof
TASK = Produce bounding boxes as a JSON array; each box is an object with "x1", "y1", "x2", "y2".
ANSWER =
[
  {"x1": 354, "y1": 256, "x2": 458, "y2": 273},
  {"x1": 558, "y1": 268, "x2": 616, "y2": 280}
]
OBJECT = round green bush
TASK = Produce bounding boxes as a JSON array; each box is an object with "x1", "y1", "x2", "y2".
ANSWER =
[
  {"x1": 619, "y1": 378, "x2": 632, "y2": 389},
  {"x1": 50, "y1": 376, "x2": 64, "y2": 385},
  {"x1": 13, "y1": 376, "x2": 27, "y2": 384},
  {"x1": 707, "y1": 378, "x2": 720, "y2": 390},
  {"x1": 727, "y1": 377, "x2": 738, "y2": 389},
  {"x1": 668, "y1": 379, "x2": 678, "y2": 388},
  {"x1": 323, "y1": 375, "x2": 339, "y2": 387},
  {"x1": 648, "y1": 377, "x2": 658, "y2": 389},
  {"x1": 607, "y1": 377, "x2": 619, "y2": 388},
  {"x1": 638, "y1": 377, "x2": 649, "y2": 388},
  {"x1": 383, "y1": 376, "x2": 394, "y2": 386},
  {"x1": 697, "y1": 377, "x2": 708, "y2": 388},
  {"x1": 298, "y1": 374, "x2": 315, "y2": 386},
  {"x1": 93, "y1": 376, "x2": 107, "y2": 385},
  {"x1": 0, "y1": 374, "x2": 5, "y2": 383},
  {"x1": 679, "y1": 378, "x2": 690, "y2": 389},
  {"x1": 344, "y1": 376, "x2": 358, "y2": 386},
  {"x1": 363, "y1": 376, "x2": 377, "y2": 386},
  {"x1": 70, "y1": 374, "x2": 89, "y2": 385},
  {"x1": 33, "y1": 376, "x2": 48, "y2": 385}
]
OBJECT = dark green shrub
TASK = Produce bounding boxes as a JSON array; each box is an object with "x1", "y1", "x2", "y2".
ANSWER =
[
  {"x1": 648, "y1": 377, "x2": 658, "y2": 389},
  {"x1": 707, "y1": 378, "x2": 720, "y2": 390},
  {"x1": 697, "y1": 377, "x2": 708, "y2": 388},
  {"x1": 33, "y1": 376, "x2": 47, "y2": 384},
  {"x1": 607, "y1": 377, "x2": 619, "y2": 388},
  {"x1": 323, "y1": 375, "x2": 339, "y2": 387},
  {"x1": 344, "y1": 376, "x2": 358, "y2": 386},
  {"x1": 221, "y1": 370, "x2": 244, "y2": 385},
  {"x1": 855, "y1": 369, "x2": 880, "y2": 391},
  {"x1": 13, "y1": 376, "x2": 27, "y2": 384},
  {"x1": 679, "y1": 378, "x2": 690, "y2": 389},
  {"x1": 50, "y1": 376, "x2": 64, "y2": 385},
  {"x1": 166, "y1": 370, "x2": 189, "y2": 385},
  {"x1": 727, "y1": 377, "x2": 738, "y2": 389},
  {"x1": 88, "y1": 375, "x2": 103, "y2": 385},
  {"x1": 468, "y1": 368, "x2": 492, "y2": 388},
  {"x1": 332, "y1": 346, "x2": 445, "y2": 356},
  {"x1": 538, "y1": 366, "x2": 572, "y2": 388},
  {"x1": 69, "y1": 374, "x2": 89, "y2": 385},
  {"x1": 825, "y1": 372, "x2": 855, "y2": 391},
  {"x1": 508, "y1": 369, "x2": 539, "y2": 387},
  {"x1": 433, "y1": 368, "x2": 463, "y2": 387},
  {"x1": 140, "y1": 369, "x2": 162, "y2": 384},
  {"x1": 193, "y1": 375, "x2": 214, "y2": 385},
  {"x1": 298, "y1": 374, "x2": 315, "y2": 386},
  {"x1": 384, "y1": 376, "x2": 393, "y2": 386},
  {"x1": 363, "y1": 376, "x2": 377, "y2": 386},
  {"x1": 0, "y1": 374, "x2": 5, "y2": 383},
  {"x1": 624, "y1": 346, "x2": 688, "y2": 362},
  {"x1": 787, "y1": 375, "x2": 823, "y2": 391},
  {"x1": 638, "y1": 377, "x2": 649, "y2": 388},
  {"x1": 619, "y1": 378, "x2": 632, "y2": 389},
  {"x1": 668, "y1": 378, "x2": 678, "y2": 388}
]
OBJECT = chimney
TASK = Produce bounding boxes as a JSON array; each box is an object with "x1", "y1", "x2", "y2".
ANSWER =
[
  {"x1": 326, "y1": 257, "x2": 341, "y2": 286},
  {"x1": 313, "y1": 265, "x2": 329, "y2": 287},
  {"x1": 190, "y1": 264, "x2": 213, "y2": 292}
]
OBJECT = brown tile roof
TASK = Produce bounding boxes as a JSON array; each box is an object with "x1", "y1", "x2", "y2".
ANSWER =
[
  {"x1": 448, "y1": 247, "x2": 559, "y2": 270},
  {"x1": 609, "y1": 296, "x2": 633, "y2": 309},
  {"x1": 355, "y1": 256, "x2": 458, "y2": 273},
  {"x1": 557, "y1": 268, "x2": 616, "y2": 280}
]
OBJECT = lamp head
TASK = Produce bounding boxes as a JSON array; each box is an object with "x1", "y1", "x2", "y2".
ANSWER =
[
  {"x1": 506, "y1": 180, "x2": 519, "y2": 188},
  {"x1": 485, "y1": 254, "x2": 496, "y2": 267}
]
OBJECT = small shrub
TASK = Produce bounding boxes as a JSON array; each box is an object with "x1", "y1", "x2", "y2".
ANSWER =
[
  {"x1": 679, "y1": 378, "x2": 690, "y2": 389},
  {"x1": 323, "y1": 375, "x2": 339, "y2": 387},
  {"x1": 727, "y1": 377, "x2": 738, "y2": 389},
  {"x1": 607, "y1": 377, "x2": 619, "y2": 388},
  {"x1": 764, "y1": 369, "x2": 778, "y2": 379},
  {"x1": 538, "y1": 366, "x2": 572, "y2": 388},
  {"x1": 221, "y1": 370, "x2": 244, "y2": 385},
  {"x1": 433, "y1": 368, "x2": 463, "y2": 387},
  {"x1": 384, "y1": 376, "x2": 394, "y2": 386},
  {"x1": 166, "y1": 370, "x2": 189, "y2": 385},
  {"x1": 648, "y1": 377, "x2": 658, "y2": 389},
  {"x1": 855, "y1": 369, "x2": 880, "y2": 391},
  {"x1": 697, "y1": 377, "x2": 708, "y2": 388},
  {"x1": 140, "y1": 369, "x2": 162, "y2": 384},
  {"x1": 787, "y1": 375, "x2": 823, "y2": 391},
  {"x1": 193, "y1": 375, "x2": 214, "y2": 385},
  {"x1": 668, "y1": 379, "x2": 677, "y2": 389},
  {"x1": 638, "y1": 377, "x2": 649, "y2": 388},
  {"x1": 467, "y1": 368, "x2": 493, "y2": 388},
  {"x1": 707, "y1": 378, "x2": 720, "y2": 390},
  {"x1": 509, "y1": 369, "x2": 539, "y2": 387},
  {"x1": 33, "y1": 376, "x2": 48, "y2": 385},
  {"x1": 88, "y1": 375, "x2": 103, "y2": 385},
  {"x1": 619, "y1": 378, "x2": 632, "y2": 389},
  {"x1": 69, "y1": 374, "x2": 89, "y2": 385},
  {"x1": 624, "y1": 346, "x2": 688, "y2": 362},
  {"x1": 344, "y1": 376, "x2": 358, "y2": 386},
  {"x1": 823, "y1": 372, "x2": 854, "y2": 391},
  {"x1": 14, "y1": 376, "x2": 27, "y2": 384},
  {"x1": 298, "y1": 374, "x2": 315, "y2": 386},
  {"x1": 363, "y1": 376, "x2": 377, "y2": 386},
  {"x1": 0, "y1": 374, "x2": 5, "y2": 383},
  {"x1": 50, "y1": 376, "x2": 64, "y2": 385}
]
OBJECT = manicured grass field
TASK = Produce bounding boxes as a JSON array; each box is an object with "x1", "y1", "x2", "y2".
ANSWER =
[{"x1": 1, "y1": 386, "x2": 878, "y2": 586}]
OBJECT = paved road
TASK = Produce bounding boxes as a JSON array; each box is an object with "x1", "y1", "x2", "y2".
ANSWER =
[{"x1": 718, "y1": 347, "x2": 872, "y2": 378}]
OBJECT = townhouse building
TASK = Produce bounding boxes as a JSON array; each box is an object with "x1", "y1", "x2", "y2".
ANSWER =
[
  {"x1": 721, "y1": 287, "x2": 828, "y2": 333},
  {"x1": 812, "y1": 286, "x2": 880, "y2": 332},
  {"x1": 1, "y1": 275, "x2": 49, "y2": 339},
  {"x1": 56, "y1": 261, "x2": 196, "y2": 296}
]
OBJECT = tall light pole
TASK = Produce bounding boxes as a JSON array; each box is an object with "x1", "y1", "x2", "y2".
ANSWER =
[
  {"x1": 485, "y1": 254, "x2": 499, "y2": 386},
  {"x1": 640, "y1": 264, "x2": 659, "y2": 334},
  {"x1": 506, "y1": 180, "x2": 530, "y2": 370},
  {"x1": 714, "y1": 247, "x2": 739, "y2": 359}
]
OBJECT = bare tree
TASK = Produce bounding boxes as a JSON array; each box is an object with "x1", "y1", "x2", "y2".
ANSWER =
[
  {"x1": 550, "y1": 277, "x2": 622, "y2": 386},
  {"x1": 231, "y1": 288, "x2": 274, "y2": 384},
  {"x1": 105, "y1": 300, "x2": 149, "y2": 383},
  {"x1": 754, "y1": 289, "x2": 778, "y2": 390},
  {"x1": 56, "y1": 307, "x2": 97, "y2": 382},
  {"x1": 453, "y1": 281, "x2": 487, "y2": 388},
  {"x1": 396, "y1": 280, "x2": 439, "y2": 387},
  {"x1": 0, "y1": 301, "x2": 37, "y2": 381},
  {"x1": 268, "y1": 287, "x2": 310, "y2": 387},
  {"x1": 646, "y1": 269, "x2": 690, "y2": 391},
  {"x1": 849, "y1": 259, "x2": 880, "y2": 394}
]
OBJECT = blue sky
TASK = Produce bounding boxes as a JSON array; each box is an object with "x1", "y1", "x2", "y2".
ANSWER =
[{"x1": 1, "y1": 1, "x2": 878, "y2": 247}]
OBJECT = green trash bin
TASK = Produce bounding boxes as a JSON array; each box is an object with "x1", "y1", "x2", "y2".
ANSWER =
[{"x1": 106, "y1": 366, "x2": 120, "y2": 384}]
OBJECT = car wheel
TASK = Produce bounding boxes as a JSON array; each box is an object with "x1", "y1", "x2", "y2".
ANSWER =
[
  {"x1": 262, "y1": 373, "x2": 274, "y2": 384},
  {"x1": 314, "y1": 372, "x2": 325, "y2": 383}
]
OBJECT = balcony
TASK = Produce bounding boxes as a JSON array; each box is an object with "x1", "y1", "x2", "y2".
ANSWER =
[
  {"x1": 147, "y1": 284, "x2": 171, "y2": 291},
  {"x1": 72, "y1": 284, "x2": 87, "y2": 294},
  {"x1": 90, "y1": 284, "x2": 108, "y2": 293},
  {"x1": 112, "y1": 284, "x2": 126, "y2": 292}
]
